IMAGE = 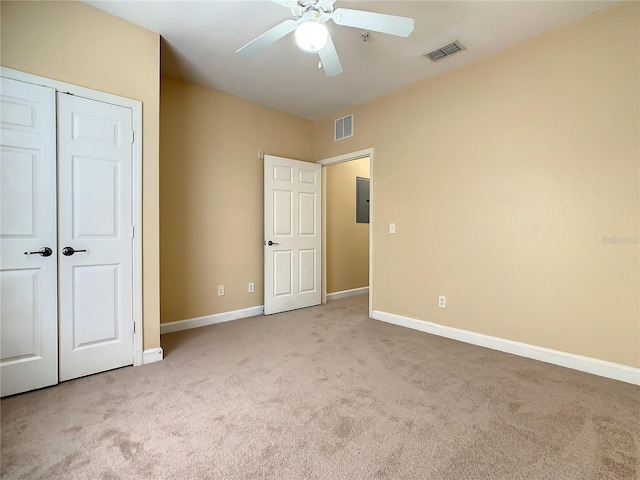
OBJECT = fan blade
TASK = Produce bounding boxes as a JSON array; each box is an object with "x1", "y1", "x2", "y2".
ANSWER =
[
  {"x1": 332, "y1": 8, "x2": 414, "y2": 37},
  {"x1": 270, "y1": 0, "x2": 299, "y2": 7},
  {"x1": 318, "y1": 34, "x2": 343, "y2": 77},
  {"x1": 236, "y1": 19, "x2": 298, "y2": 57}
]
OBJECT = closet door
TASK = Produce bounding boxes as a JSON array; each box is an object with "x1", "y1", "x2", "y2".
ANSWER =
[
  {"x1": 57, "y1": 93, "x2": 134, "y2": 381},
  {"x1": 0, "y1": 78, "x2": 58, "y2": 397}
]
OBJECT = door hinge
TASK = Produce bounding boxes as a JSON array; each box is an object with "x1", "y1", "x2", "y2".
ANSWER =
[
  {"x1": 130, "y1": 226, "x2": 135, "y2": 239},
  {"x1": 133, "y1": 321, "x2": 136, "y2": 334},
  {"x1": 130, "y1": 130, "x2": 134, "y2": 144}
]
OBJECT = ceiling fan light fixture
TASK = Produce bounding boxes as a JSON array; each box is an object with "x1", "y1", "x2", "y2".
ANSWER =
[{"x1": 294, "y1": 21, "x2": 329, "y2": 53}]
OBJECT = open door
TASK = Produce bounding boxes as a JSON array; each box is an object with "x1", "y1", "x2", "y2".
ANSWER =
[{"x1": 264, "y1": 155, "x2": 321, "y2": 315}]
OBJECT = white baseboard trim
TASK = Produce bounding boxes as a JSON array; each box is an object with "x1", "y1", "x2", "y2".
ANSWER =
[
  {"x1": 160, "y1": 305, "x2": 265, "y2": 334},
  {"x1": 327, "y1": 286, "x2": 369, "y2": 301},
  {"x1": 143, "y1": 347, "x2": 164, "y2": 365},
  {"x1": 371, "y1": 310, "x2": 640, "y2": 386}
]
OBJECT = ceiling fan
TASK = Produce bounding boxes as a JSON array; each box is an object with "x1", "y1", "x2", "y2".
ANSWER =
[{"x1": 236, "y1": 0, "x2": 415, "y2": 77}]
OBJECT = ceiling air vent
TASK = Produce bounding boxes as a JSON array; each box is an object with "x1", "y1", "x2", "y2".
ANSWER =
[
  {"x1": 335, "y1": 114, "x2": 353, "y2": 141},
  {"x1": 425, "y1": 40, "x2": 465, "y2": 62}
]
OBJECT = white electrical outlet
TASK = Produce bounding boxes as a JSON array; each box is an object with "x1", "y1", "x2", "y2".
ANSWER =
[
  {"x1": 389, "y1": 223, "x2": 396, "y2": 234},
  {"x1": 217, "y1": 285, "x2": 225, "y2": 296},
  {"x1": 248, "y1": 282, "x2": 255, "y2": 293},
  {"x1": 438, "y1": 296, "x2": 446, "y2": 308}
]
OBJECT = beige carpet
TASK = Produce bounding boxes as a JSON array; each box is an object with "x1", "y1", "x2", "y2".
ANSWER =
[{"x1": 1, "y1": 295, "x2": 639, "y2": 479}]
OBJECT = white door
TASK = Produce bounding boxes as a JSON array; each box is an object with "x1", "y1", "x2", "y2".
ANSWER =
[
  {"x1": 57, "y1": 93, "x2": 134, "y2": 381},
  {"x1": 0, "y1": 78, "x2": 58, "y2": 396},
  {"x1": 264, "y1": 155, "x2": 321, "y2": 315}
]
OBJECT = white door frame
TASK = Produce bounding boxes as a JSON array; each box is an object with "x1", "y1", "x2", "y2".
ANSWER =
[
  {"x1": 0, "y1": 67, "x2": 144, "y2": 367},
  {"x1": 317, "y1": 148, "x2": 374, "y2": 318}
]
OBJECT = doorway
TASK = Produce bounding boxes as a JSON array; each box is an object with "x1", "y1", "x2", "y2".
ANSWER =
[{"x1": 318, "y1": 148, "x2": 374, "y2": 317}]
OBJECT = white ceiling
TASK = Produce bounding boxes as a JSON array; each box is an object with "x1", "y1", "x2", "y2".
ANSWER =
[{"x1": 86, "y1": 1, "x2": 616, "y2": 121}]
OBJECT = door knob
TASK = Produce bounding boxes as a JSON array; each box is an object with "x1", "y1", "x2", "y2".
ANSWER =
[
  {"x1": 24, "y1": 247, "x2": 53, "y2": 257},
  {"x1": 267, "y1": 241, "x2": 279, "y2": 246},
  {"x1": 62, "y1": 246, "x2": 87, "y2": 256}
]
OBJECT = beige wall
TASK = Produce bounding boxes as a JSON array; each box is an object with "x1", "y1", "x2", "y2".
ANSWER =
[
  {"x1": 1, "y1": 1, "x2": 161, "y2": 350},
  {"x1": 315, "y1": 4, "x2": 640, "y2": 368},
  {"x1": 160, "y1": 76, "x2": 314, "y2": 323},
  {"x1": 326, "y1": 158, "x2": 370, "y2": 293}
]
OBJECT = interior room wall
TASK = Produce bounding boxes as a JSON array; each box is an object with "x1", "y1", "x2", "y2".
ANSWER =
[
  {"x1": 326, "y1": 158, "x2": 370, "y2": 294},
  {"x1": 0, "y1": 0, "x2": 162, "y2": 350},
  {"x1": 160, "y1": 75, "x2": 314, "y2": 324},
  {"x1": 314, "y1": 3, "x2": 639, "y2": 368}
]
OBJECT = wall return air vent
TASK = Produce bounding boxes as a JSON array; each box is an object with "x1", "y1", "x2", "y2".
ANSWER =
[
  {"x1": 334, "y1": 114, "x2": 353, "y2": 141},
  {"x1": 425, "y1": 40, "x2": 465, "y2": 62}
]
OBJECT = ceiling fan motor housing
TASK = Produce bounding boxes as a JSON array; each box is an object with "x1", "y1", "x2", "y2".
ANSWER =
[{"x1": 292, "y1": 0, "x2": 335, "y2": 20}]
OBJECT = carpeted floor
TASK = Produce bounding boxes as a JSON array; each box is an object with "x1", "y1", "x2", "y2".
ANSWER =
[{"x1": 1, "y1": 295, "x2": 639, "y2": 479}]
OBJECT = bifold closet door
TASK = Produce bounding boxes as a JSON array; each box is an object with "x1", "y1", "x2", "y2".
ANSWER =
[
  {"x1": 57, "y1": 93, "x2": 135, "y2": 381},
  {"x1": 0, "y1": 78, "x2": 59, "y2": 397}
]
